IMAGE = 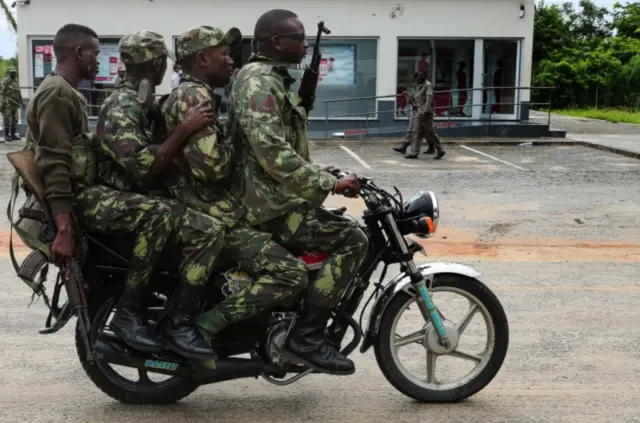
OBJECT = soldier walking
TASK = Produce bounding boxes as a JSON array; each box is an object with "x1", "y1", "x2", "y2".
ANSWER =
[{"x1": 404, "y1": 71, "x2": 445, "y2": 160}]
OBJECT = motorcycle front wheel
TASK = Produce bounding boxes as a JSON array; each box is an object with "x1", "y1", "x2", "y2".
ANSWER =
[{"x1": 373, "y1": 273, "x2": 509, "y2": 402}]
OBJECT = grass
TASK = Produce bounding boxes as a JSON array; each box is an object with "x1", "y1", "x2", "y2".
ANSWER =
[{"x1": 552, "y1": 108, "x2": 640, "y2": 124}]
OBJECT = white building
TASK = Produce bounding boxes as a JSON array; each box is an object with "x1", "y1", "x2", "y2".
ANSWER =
[{"x1": 16, "y1": 0, "x2": 535, "y2": 126}]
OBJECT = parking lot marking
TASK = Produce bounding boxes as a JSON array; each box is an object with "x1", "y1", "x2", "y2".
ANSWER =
[
  {"x1": 340, "y1": 145, "x2": 373, "y2": 170},
  {"x1": 460, "y1": 145, "x2": 527, "y2": 170}
]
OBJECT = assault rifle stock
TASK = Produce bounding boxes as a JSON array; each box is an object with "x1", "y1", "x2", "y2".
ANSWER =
[{"x1": 298, "y1": 21, "x2": 331, "y2": 113}]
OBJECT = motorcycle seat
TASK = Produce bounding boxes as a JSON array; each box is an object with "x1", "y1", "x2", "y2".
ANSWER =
[{"x1": 84, "y1": 232, "x2": 181, "y2": 272}]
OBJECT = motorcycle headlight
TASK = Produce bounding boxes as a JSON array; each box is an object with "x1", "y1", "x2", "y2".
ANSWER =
[{"x1": 397, "y1": 190, "x2": 440, "y2": 239}]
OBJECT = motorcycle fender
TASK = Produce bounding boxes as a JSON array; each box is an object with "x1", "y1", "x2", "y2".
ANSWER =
[{"x1": 359, "y1": 262, "x2": 481, "y2": 354}]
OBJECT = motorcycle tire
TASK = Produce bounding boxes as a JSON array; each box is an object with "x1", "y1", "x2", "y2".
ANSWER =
[
  {"x1": 75, "y1": 283, "x2": 199, "y2": 405},
  {"x1": 373, "y1": 273, "x2": 509, "y2": 402}
]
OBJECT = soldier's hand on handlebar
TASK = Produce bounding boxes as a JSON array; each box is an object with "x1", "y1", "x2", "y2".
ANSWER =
[{"x1": 334, "y1": 174, "x2": 360, "y2": 198}]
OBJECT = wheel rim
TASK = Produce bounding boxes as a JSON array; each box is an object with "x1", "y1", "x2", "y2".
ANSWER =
[
  {"x1": 388, "y1": 286, "x2": 496, "y2": 391},
  {"x1": 92, "y1": 294, "x2": 185, "y2": 391}
]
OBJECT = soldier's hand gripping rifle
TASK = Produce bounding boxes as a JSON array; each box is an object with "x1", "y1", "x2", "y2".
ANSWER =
[{"x1": 298, "y1": 21, "x2": 331, "y2": 113}]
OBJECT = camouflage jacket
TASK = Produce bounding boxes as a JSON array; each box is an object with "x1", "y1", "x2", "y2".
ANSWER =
[
  {"x1": 1, "y1": 76, "x2": 22, "y2": 109},
  {"x1": 228, "y1": 54, "x2": 337, "y2": 229},
  {"x1": 160, "y1": 73, "x2": 245, "y2": 228},
  {"x1": 97, "y1": 80, "x2": 168, "y2": 195}
]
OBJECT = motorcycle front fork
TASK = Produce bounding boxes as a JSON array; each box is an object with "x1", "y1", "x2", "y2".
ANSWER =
[{"x1": 404, "y1": 260, "x2": 451, "y2": 349}]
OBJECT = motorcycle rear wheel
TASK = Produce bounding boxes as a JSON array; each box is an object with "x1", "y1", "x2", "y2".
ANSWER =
[
  {"x1": 373, "y1": 273, "x2": 509, "y2": 402},
  {"x1": 75, "y1": 283, "x2": 199, "y2": 405}
]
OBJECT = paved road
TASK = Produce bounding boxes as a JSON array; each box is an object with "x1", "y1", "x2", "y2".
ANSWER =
[
  {"x1": 1, "y1": 140, "x2": 640, "y2": 422},
  {"x1": 530, "y1": 110, "x2": 640, "y2": 135}
]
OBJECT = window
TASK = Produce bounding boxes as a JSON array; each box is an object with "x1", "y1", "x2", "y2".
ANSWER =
[
  {"x1": 483, "y1": 40, "x2": 519, "y2": 116},
  {"x1": 291, "y1": 38, "x2": 378, "y2": 119},
  {"x1": 396, "y1": 39, "x2": 474, "y2": 119},
  {"x1": 31, "y1": 37, "x2": 123, "y2": 117}
]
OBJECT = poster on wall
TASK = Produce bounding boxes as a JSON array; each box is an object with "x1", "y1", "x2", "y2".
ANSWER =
[
  {"x1": 95, "y1": 43, "x2": 121, "y2": 85},
  {"x1": 302, "y1": 43, "x2": 356, "y2": 85}
]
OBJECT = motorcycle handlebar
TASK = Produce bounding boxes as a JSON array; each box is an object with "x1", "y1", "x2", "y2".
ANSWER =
[{"x1": 335, "y1": 171, "x2": 368, "y2": 198}]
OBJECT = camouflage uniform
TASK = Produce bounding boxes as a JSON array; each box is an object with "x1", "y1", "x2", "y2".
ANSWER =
[
  {"x1": 24, "y1": 70, "x2": 179, "y2": 356},
  {"x1": 230, "y1": 54, "x2": 369, "y2": 309},
  {"x1": 95, "y1": 30, "x2": 222, "y2": 360},
  {"x1": 160, "y1": 26, "x2": 308, "y2": 340},
  {"x1": 228, "y1": 53, "x2": 369, "y2": 375},
  {"x1": 406, "y1": 79, "x2": 445, "y2": 158},
  {"x1": 1, "y1": 68, "x2": 22, "y2": 141}
]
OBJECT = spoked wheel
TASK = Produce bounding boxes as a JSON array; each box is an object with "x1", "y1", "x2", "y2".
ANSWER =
[
  {"x1": 76, "y1": 284, "x2": 199, "y2": 404},
  {"x1": 374, "y1": 274, "x2": 509, "y2": 402}
]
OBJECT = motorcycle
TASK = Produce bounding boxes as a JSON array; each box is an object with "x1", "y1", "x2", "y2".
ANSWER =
[{"x1": 14, "y1": 166, "x2": 509, "y2": 405}]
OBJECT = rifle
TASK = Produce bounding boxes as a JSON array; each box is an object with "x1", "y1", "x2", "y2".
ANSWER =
[
  {"x1": 298, "y1": 21, "x2": 331, "y2": 113},
  {"x1": 65, "y1": 258, "x2": 95, "y2": 362}
]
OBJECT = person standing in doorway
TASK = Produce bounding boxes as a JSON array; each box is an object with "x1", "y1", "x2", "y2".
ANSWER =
[
  {"x1": 492, "y1": 59, "x2": 503, "y2": 114},
  {"x1": 418, "y1": 52, "x2": 429, "y2": 76},
  {"x1": 404, "y1": 71, "x2": 445, "y2": 160},
  {"x1": 171, "y1": 64, "x2": 182, "y2": 89},
  {"x1": 456, "y1": 61, "x2": 468, "y2": 117}
]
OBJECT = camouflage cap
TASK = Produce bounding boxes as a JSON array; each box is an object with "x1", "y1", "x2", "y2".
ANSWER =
[
  {"x1": 175, "y1": 26, "x2": 242, "y2": 62},
  {"x1": 7, "y1": 67, "x2": 16, "y2": 73},
  {"x1": 119, "y1": 30, "x2": 175, "y2": 65}
]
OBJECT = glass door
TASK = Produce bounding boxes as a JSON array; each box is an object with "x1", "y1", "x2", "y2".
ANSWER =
[{"x1": 482, "y1": 40, "x2": 520, "y2": 120}]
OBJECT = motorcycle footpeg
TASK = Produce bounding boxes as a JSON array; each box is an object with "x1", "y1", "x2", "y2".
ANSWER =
[{"x1": 39, "y1": 300, "x2": 73, "y2": 334}]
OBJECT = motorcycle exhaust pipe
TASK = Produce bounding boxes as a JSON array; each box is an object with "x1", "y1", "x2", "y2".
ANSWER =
[
  {"x1": 192, "y1": 358, "x2": 283, "y2": 384},
  {"x1": 94, "y1": 335, "x2": 285, "y2": 383},
  {"x1": 93, "y1": 335, "x2": 194, "y2": 378}
]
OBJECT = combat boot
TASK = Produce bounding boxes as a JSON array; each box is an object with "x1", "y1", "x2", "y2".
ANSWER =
[
  {"x1": 4, "y1": 127, "x2": 10, "y2": 142},
  {"x1": 160, "y1": 283, "x2": 218, "y2": 360},
  {"x1": 11, "y1": 123, "x2": 21, "y2": 141},
  {"x1": 392, "y1": 142, "x2": 409, "y2": 154},
  {"x1": 109, "y1": 285, "x2": 165, "y2": 354},
  {"x1": 434, "y1": 150, "x2": 446, "y2": 160},
  {"x1": 284, "y1": 303, "x2": 355, "y2": 375}
]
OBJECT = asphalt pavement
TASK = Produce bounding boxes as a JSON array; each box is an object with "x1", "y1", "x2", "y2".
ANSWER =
[{"x1": 1, "y1": 138, "x2": 640, "y2": 423}]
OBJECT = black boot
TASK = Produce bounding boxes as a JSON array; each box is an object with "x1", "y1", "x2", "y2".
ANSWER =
[
  {"x1": 109, "y1": 286, "x2": 165, "y2": 354},
  {"x1": 434, "y1": 150, "x2": 446, "y2": 160},
  {"x1": 3, "y1": 127, "x2": 10, "y2": 142},
  {"x1": 392, "y1": 141, "x2": 409, "y2": 154},
  {"x1": 284, "y1": 303, "x2": 355, "y2": 375},
  {"x1": 11, "y1": 124, "x2": 21, "y2": 141},
  {"x1": 160, "y1": 283, "x2": 218, "y2": 360}
]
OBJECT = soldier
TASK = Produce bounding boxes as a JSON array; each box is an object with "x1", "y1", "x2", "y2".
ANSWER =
[
  {"x1": 404, "y1": 70, "x2": 445, "y2": 160},
  {"x1": 97, "y1": 30, "x2": 225, "y2": 360},
  {"x1": 160, "y1": 25, "x2": 310, "y2": 361},
  {"x1": 392, "y1": 82, "x2": 418, "y2": 155},
  {"x1": 229, "y1": 9, "x2": 368, "y2": 376},
  {"x1": 1, "y1": 67, "x2": 23, "y2": 141},
  {"x1": 114, "y1": 60, "x2": 126, "y2": 87}
]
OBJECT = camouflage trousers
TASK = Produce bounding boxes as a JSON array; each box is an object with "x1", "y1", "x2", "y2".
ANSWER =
[
  {"x1": 194, "y1": 220, "x2": 308, "y2": 337},
  {"x1": 75, "y1": 185, "x2": 223, "y2": 291},
  {"x1": 408, "y1": 113, "x2": 443, "y2": 155},
  {"x1": 2, "y1": 107, "x2": 18, "y2": 130},
  {"x1": 258, "y1": 206, "x2": 369, "y2": 308}
]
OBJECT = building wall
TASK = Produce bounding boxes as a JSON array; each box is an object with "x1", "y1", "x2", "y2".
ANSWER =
[{"x1": 16, "y1": 0, "x2": 534, "y2": 117}]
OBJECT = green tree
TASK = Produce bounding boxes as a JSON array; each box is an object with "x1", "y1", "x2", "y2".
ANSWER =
[
  {"x1": 532, "y1": 0, "x2": 640, "y2": 110},
  {"x1": 611, "y1": 1, "x2": 640, "y2": 39}
]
